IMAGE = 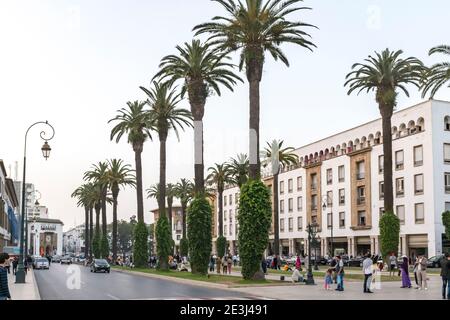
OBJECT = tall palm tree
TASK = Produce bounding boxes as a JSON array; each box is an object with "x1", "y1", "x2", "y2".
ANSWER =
[
  {"x1": 345, "y1": 49, "x2": 424, "y2": 213},
  {"x1": 106, "y1": 159, "x2": 136, "y2": 262},
  {"x1": 140, "y1": 81, "x2": 193, "y2": 220},
  {"x1": 109, "y1": 101, "x2": 153, "y2": 224},
  {"x1": 86, "y1": 182, "x2": 103, "y2": 258},
  {"x1": 422, "y1": 45, "x2": 450, "y2": 98},
  {"x1": 227, "y1": 153, "x2": 249, "y2": 189},
  {"x1": 262, "y1": 139, "x2": 298, "y2": 256},
  {"x1": 84, "y1": 162, "x2": 110, "y2": 238},
  {"x1": 207, "y1": 163, "x2": 234, "y2": 237},
  {"x1": 194, "y1": 0, "x2": 316, "y2": 180},
  {"x1": 154, "y1": 39, "x2": 242, "y2": 194},
  {"x1": 146, "y1": 183, "x2": 160, "y2": 201},
  {"x1": 71, "y1": 183, "x2": 92, "y2": 260},
  {"x1": 174, "y1": 179, "x2": 194, "y2": 239}
]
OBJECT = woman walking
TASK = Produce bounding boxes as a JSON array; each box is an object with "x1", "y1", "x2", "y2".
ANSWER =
[{"x1": 400, "y1": 255, "x2": 412, "y2": 288}]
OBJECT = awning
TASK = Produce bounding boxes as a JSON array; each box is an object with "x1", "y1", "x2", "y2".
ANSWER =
[
  {"x1": 356, "y1": 237, "x2": 371, "y2": 245},
  {"x1": 408, "y1": 234, "x2": 428, "y2": 247}
]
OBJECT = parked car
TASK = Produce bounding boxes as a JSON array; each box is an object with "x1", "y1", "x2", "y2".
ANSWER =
[
  {"x1": 345, "y1": 256, "x2": 364, "y2": 267},
  {"x1": 60, "y1": 256, "x2": 72, "y2": 265},
  {"x1": 33, "y1": 257, "x2": 50, "y2": 270},
  {"x1": 51, "y1": 255, "x2": 62, "y2": 263},
  {"x1": 427, "y1": 255, "x2": 445, "y2": 268},
  {"x1": 90, "y1": 259, "x2": 110, "y2": 273}
]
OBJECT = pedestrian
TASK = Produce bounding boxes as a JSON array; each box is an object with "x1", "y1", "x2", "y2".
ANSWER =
[
  {"x1": 330, "y1": 256, "x2": 337, "y2": 284},
  {"x1": 292, "y1": 266, "x2": 302, "y2": 284},
  {"x1": 216, "y1": 256, "x2": 221, "y2": 274},
  {"x1": 12, "y1": 257, "x2": 18, "y2": 275},
  {"x1": 0, "y1": 253, "x2": 11, "y2": 300},
  {"x1": 413, "y1": 257, "x2": 419, "y2": 288},
  {"x1": 227, "y1": 255, "x2": 232, "y2": 274},
  {"x1": 440, "y1": 253, "x2": 450, "y2": 300},
  {"x1": 400, "y1": 255, "x2": 412, "y2": 288},
  {"x1": 416, "y1": 254, "x2": 428, "y2": 290},
  {"x1": 362, "y1": 253, "x2": 373, "y2": 293},
  {"x1": 296, "y1": 256, "x2": 302, "y2": 271},
  {"x1": 324, "y1": 268, "x2": 333, "y2": 290},
  {"x1": 389, "y1": 252, "x2": 397, "y2": 277},
  {"x1": 272, "y1": 255, "x2": 277, "y2": 270},
  {"x1": 277, "y1": 255, "x2": 282, "y2": 271},
  {"x1": 4, "y1": 256, "x2": 10, "y2": 274},
  {"x1": 222, "y1": 256, "x2": 228, "y2": 274},
  {"x1": 232, "y1": 255, "x2": 237, "y2": 267},
  {"x1": 335, "y1": 255, "x2": 345, "y2": 291},
  {"x1": 209, "y1": 255, "x2": 215, "y2": 272},
  {"x1": 261, "y1": 257, "x2": 267, "y2": 275}
]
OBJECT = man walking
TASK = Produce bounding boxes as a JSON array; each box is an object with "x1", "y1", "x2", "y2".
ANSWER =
[
  {"x1": 440, "y1": 253, "x2": 450, "y2": 299},
  {"x1": 416, "y1": 254, "x2": 428, "y2": 290},
  {"x1": 389, "y1": 252, "x2": 397, "y2": 277},
  {"x1": 335, "y1": 256, "x2": 345, "y2": 291},
  {"x1": 363, "y1": 253, "x2": 373, "y2": 293}
]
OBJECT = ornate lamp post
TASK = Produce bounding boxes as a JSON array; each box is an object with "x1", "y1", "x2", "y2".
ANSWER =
[
  {"x1": 16, "y1": 121, "x2": 55, "y2": 284},
  {"x1": 25, "y1": 190, "x2": 41, "y2": 258},
  {"x1": 322, "y1": 195, "x2": 334, "y2": 258},
  {"x1": 305, "y1": 222, "x2": 319, "y2": 285}
]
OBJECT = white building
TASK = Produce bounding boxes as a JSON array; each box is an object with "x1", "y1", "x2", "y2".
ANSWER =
[
  {"x1": 63, "y1": 224, "x2": 85, "y2": 255},
  {"x1": 28, "y1": 217, "x2": 64, "y2": 256},
  {"x1": 219, "y1": 100, "x2": 450, "y2": 260}
]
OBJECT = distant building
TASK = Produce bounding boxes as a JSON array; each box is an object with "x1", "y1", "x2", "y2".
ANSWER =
[
  {"x1": 63, "y1": 224, "x2": 85, "y2": 255},
  {"x1": 151, "y1": 206, "x2": 183, "y2": 253}
]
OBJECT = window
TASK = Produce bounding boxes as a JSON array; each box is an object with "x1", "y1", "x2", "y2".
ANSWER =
[
  {"x1": 229, "y1": 194, "x2": 232, "y2": 205},
  {"x1": 311, "y1": 195, "x2": 318, "y2": 210},
  {"x1": 339, "y1": 212, "x2": 345, "y2": 228},
  {"x1": 288, "y1": 218, "x2": 293, "y2": 232},
  {"x1": 297, "y1": 217, "x2": 303, "y2": 231},
  {"x1": 446, "y1": 116, "x2": 450, "y2": 131},
  {"x1": 445, "y1": 144, "x2": 450, "y2": 164},
  {"x1": 357, "y1": 186, "x2": 365, "y2": 205},
  {"x1": 414, "y1": 174, "x2": 424, "y2": 194},
  {"x1": 414, "y1": 145, "x2": 423, "y2": 166},
  {"x1": 395, "y1": 150, "x2": 404, "y2": 170},
  {"x1": 446, "y1": 202, "x2": 450, "y2": 212},
  {"x1": 311, "y1": 215, "x2": 318, "y2": 224},
  {"x1": 379, "y1": 182, "x2": 384, "y2": 200},
  {"x1": 327, "y1": 212, "x2": 332, "y2": 229},
  {"x1": 446, "y1": 173, "x2": 450, "y2": 193},
  {"x1": 297, "y1": 176, "x2": 302, "y2": 191},
  {"x1": 327, "y1": 191, "x2": 333, "y2": 206},
  {"x1": 326, "y1": 169, "x2": 333, "y2": 185},
  {"x1": 224, "y1": 210, "x2": 227, "y2": 221},
  {"x1": 356, "y1": 161, "x2": 365, "y2": 180},
  {"x1": 229, "y1": 223, "x2": 233, "y2": 236},
  {"x1": 229, "y1": 209, "x2": 233, "y2": 222},
  {"x1": 224, "y1": 196, "x2": 227, "y2": 206},
  {"x1": 338, "y1": 165, "x2": 345, "y2": 182},
  {"x1": 297, "y1": 196, "x2": 303, "y2": 211},
  {"x1": 339, "y1": 189, "x2": 345, "y2": 205},
  {"x1": 358, "y1": 210, "x2": 366, "y2": 226},
  {"x1": 177, "y1": 235, "x2": 181, "y2": 240},
  {"x1": 415, "y1": 203, "x2": 424, "y2": 224},
  {"x1": 378, "y1": 155, "x2": 384, "y2": 174},
  {"x1": 288, "y1": 179, "x2": 293, "y2": 193},
  {"x1": 311, "y1": 173, "x2": 318, "y2": 190},
  {"x1": 396, "y1": 205, "x2": 405, "y2": 225},
  {"x1": 280, "y1": 200, "x2": 285, "y2": 213},
  {"x1": 235, "y1": 193, "x2": 238, "y2": 204},
  {"x1": 280, "y1": 181, "x2": 285, "y2": 194},
  {"x1": 224, "y1": 225, "x2": 228, "y2": 235},
  {"x1": 396, "y1": 178, "x2": 404, "y2": 197},
  {"x1": 288, "y1": 198, "x2": 293, "y2": 212},
  {"x1": 280, "y1": 218, "x2": 285, "y2": 232}
]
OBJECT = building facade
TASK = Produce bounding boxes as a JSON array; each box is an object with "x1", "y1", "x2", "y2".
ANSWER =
[
  {"x1": 63, "y1": 224, "x2": 85, "y2": 255},
  {"x1": 0, "y1": 160, "x2": 20, "y2": 252},
  {"x1": 28, "y1": 218, "x2": 64, "y2": 256},
  {"x1": 151, "y1": 206, "x2": 184, "y2": 253},
  {"x1": 217, "y1": 100, "x2": 450, "y2": 260}
]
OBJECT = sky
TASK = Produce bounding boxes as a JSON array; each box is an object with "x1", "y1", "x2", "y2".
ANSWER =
[{"x1": 1, "y1": 0, "x2": 449, "y2": 231}]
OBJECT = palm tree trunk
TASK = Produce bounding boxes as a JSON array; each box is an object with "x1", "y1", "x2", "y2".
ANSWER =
[
  {"x1": 134, "y1": 148, "x2": 145, "y2": 223},
  {"x1": 112, "y1": 194, "x2": 118, "y2": 263},
  {"x1": 193, "y1": 116, "x2": 205, "y2": 194},
  {"x1": 89, "y1": 207, "x2": 93, "y2": 259},
  {"x1": 273, "y1": 173, "x2": 280, "y2": 256},
  {"x1": 84, "y1": 206, "x2": 89, "y2": 260},
  {"x1": 168, "y1": 197, "x2": 173, "y2": 246},
  {"x1": 95, "y1": 206, "x2": 101, "y2": 235},
  {"x1": 159, "y1": 138, "x2": 167, "y2": 218},
  {"x1": 101, "y1": 187, "x2": 108, "y2": 236},
  {"x1": 380, "y1": 104, "x2": 394, "y2": 213},
  {"x1": 182, "y1": 203, "x2": 187, "y2": 239},
  {"x1": 218, "y1": 190, "x2": 224, "y2": 237}
]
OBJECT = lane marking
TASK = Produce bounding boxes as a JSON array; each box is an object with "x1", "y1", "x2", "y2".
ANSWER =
[{"x1": 106, "y1": 294, "x2": 120, "y2": 300}]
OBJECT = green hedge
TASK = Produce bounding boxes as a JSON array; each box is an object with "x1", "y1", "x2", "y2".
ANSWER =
[
  {"x1": 379, "y1": 211, "x2": 400, "y2": 261},
  {"x1": 133, "y1": 221, "x2": 149, "y2": 268},
  {"x1": 92, "y1": 231, "x2": 101, "y2": 259},
  {"x1": 238, "y1": 180, "x2": 272, "y2": 280},
  {"x1": 156, "y1": 216, "x2": 171, "y2": 270},
  {"x1": 216, "y1": 236, "x2": 227, "y2": 258},
  {"x1": 187, "y1": 196, "x2": 212, "y2": 275},
  {"x1": 443, "y1": 211, "x2": 450, "y2": 239}
]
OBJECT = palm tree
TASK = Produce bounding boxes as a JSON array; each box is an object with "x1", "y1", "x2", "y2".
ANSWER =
[
  {"x1": 345, "y1": 49, "x2": 424, "y2": 213},
  {"x1": 262, "y1": 139, "x2": 298, "y2": 256},
  {"x1": 147, "y1": 182, "x2": 175, "y2": 236},
  {"x1": 109, "y1": 101, "x2": 153, "y2": 224},
  {"x1": 140, "y1": 81, "x2": 193, "y2": 220},
  {"x1": 71, "y1": 183, "x2": 92, "y2": 260},
  {"x1": 227, "y1": 153, "x2": 249, "y2": 189},
  {"x1": 106, "y1": 159, "x2": 136, "y2": 262},
  {"x1": 146, "y1": 183, "x2": 160, "y2": 201},
  {"x1": 194, "y1": 0, "x2": 317, "y2": 180},
  {"x1": 422, "y1": 45, "x2": 450, "y2": 98},
  {"x1": 86, "y1": 182, "x2": 103, "y2": 258},
  {"x1": 154, "y1": 39, "x2": 242, "y2": 194},
  {"x1": 207, "y1": 163, "x2": 234, "y2": 237},
  {"x1": 174, "y1": 179, "x2": 194, "y2": 239}
]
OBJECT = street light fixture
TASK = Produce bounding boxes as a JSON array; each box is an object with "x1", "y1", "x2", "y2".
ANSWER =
[
  {"x1": 322, "y1": 195, "x2": 334, "y2": 259},
  {"x1": 305, "y1": 222, "x2": 319, "y2": 285},
  {"x1": 16, "y1": 121, "x2": 55, "y2": 284}
]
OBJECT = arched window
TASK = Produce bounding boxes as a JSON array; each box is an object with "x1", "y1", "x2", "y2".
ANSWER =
[
  {"x1": 417, "y1": 117, "x2": 425, "y2": 132},
  {"x1": 361, "y1": 136, "x2": 367, "y2": 148},
  {"x1": 375, "y1": 132, "x2": 382, "y2": 144},
  {"x1": 445, "y1": 116, "x2": 450, "y2": 131}
]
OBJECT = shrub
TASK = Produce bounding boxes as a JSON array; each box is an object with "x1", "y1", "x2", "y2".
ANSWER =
[
  {"x1": 92, "y1": 231, "x2": 101, "y2": 258},
  {"x1": 180, "y1": 238, "x2": 189, "y2": 257},
  {"x1": 100, "y1": 234, "x2": 109, "y2": 259},
  {"x1": 238, "y1": 180, "x2": 272, "y2": 280},
  {"x1": 187, "y1": 196, "x2": 212, "y2": 275},
  {"x1": 379, "y1": 211, "x2": 400, "y2": 261},
  {"x1": 133, "y1": 221, "x2": 149, "y2": 268},
  {"x1": 156, "y1": 215, "x2": 171, "y2": 270},
  {"x1": 216, "y1": 236, "x2": 227, "y2": 258},
  {"x1": 443, "y1": 211, "x2": 450, "y2": 240}
]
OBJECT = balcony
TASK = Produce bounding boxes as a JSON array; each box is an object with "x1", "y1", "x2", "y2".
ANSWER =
[
  {"x1": 311, "y1": 205, "x2": 318, "y2": 211},
  {"x1": 311, "y1": 184, "x2": 317, "y2": 191},
  {"x1": 356, "y1": 172, "x2": 365, "y2": 180},
  {"x1": 357, "y1": 197, "x2": 366, "y2": 205}
]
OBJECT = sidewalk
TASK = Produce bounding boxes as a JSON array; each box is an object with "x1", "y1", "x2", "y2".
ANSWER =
[{"x1": 7, "y1": 269, "x2": 41, "y2": 300}]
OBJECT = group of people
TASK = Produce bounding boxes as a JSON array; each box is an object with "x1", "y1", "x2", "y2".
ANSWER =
[{"x1": 209, "y1": 255, "x2": 233, "y2": 274}]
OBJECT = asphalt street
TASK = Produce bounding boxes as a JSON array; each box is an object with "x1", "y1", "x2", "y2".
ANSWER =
[{"x1": 33, "y1": 263, "x2": 260, "y2": 300}]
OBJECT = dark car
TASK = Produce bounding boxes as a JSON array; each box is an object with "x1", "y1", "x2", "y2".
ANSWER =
[
  {"x1": 91, "y1": 259, "x2": 110, "y2": 273},
  {"x1": 346, "y1": 256, "x2": 364, "y2": 267},
  {"x1": 427, "y1": 255, "x2": 445, "y2": 268}
]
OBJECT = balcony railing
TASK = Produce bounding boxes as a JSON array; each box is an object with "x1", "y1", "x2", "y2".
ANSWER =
[
  {"x1": 357, "y1": 197, "x2": 366, "y2": 205},
  {"x1": 311, "y1": 184, "x2": 317, "y2": 191},
  {"x1": 356, "y1": 173, "x2": 365, "y2": 180}
]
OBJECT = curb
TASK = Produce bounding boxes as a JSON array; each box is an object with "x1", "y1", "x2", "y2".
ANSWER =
[{"x1": 30, "y1": 269, "x2": 41, "y2": 300}]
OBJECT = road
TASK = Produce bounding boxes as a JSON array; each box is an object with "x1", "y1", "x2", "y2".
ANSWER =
[{"x1": 34, "y1": 263, "x2": 263, "y2": 300}]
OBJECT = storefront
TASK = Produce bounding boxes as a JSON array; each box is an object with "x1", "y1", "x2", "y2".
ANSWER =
[{"x1": 27, "y1": 218, "x2": 63, "y2": 257}]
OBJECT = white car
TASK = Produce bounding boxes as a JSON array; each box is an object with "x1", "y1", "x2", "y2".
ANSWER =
[
  {"x1": 33, "y1": 257, "x2": 50, "y2": 270},
  {"x1": 60, "y1": 256, "x2": 72, "y2": 264}
]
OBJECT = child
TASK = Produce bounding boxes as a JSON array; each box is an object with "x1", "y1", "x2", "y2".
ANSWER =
[{"x1": 324, "y1": 268, "x2": 333, "y2": 290}]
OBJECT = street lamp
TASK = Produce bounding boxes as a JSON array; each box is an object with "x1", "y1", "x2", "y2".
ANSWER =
[
  {"x1": 305, "y1": 222, "x2": 319, "y2": 285},
  {"x1": 25, "y1": 190, "x2": 41, "y2": 258},
  {"x1": 16, "y1": 121, "x2": 55, "y2": 284},
  {"x1": 322, "y1": 195, "x2": 334, "y2": 259}
]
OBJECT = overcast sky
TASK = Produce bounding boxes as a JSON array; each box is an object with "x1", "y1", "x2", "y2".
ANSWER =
[{"x1": 1, "y1": 0, "x2": 449, "y2": 231}]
